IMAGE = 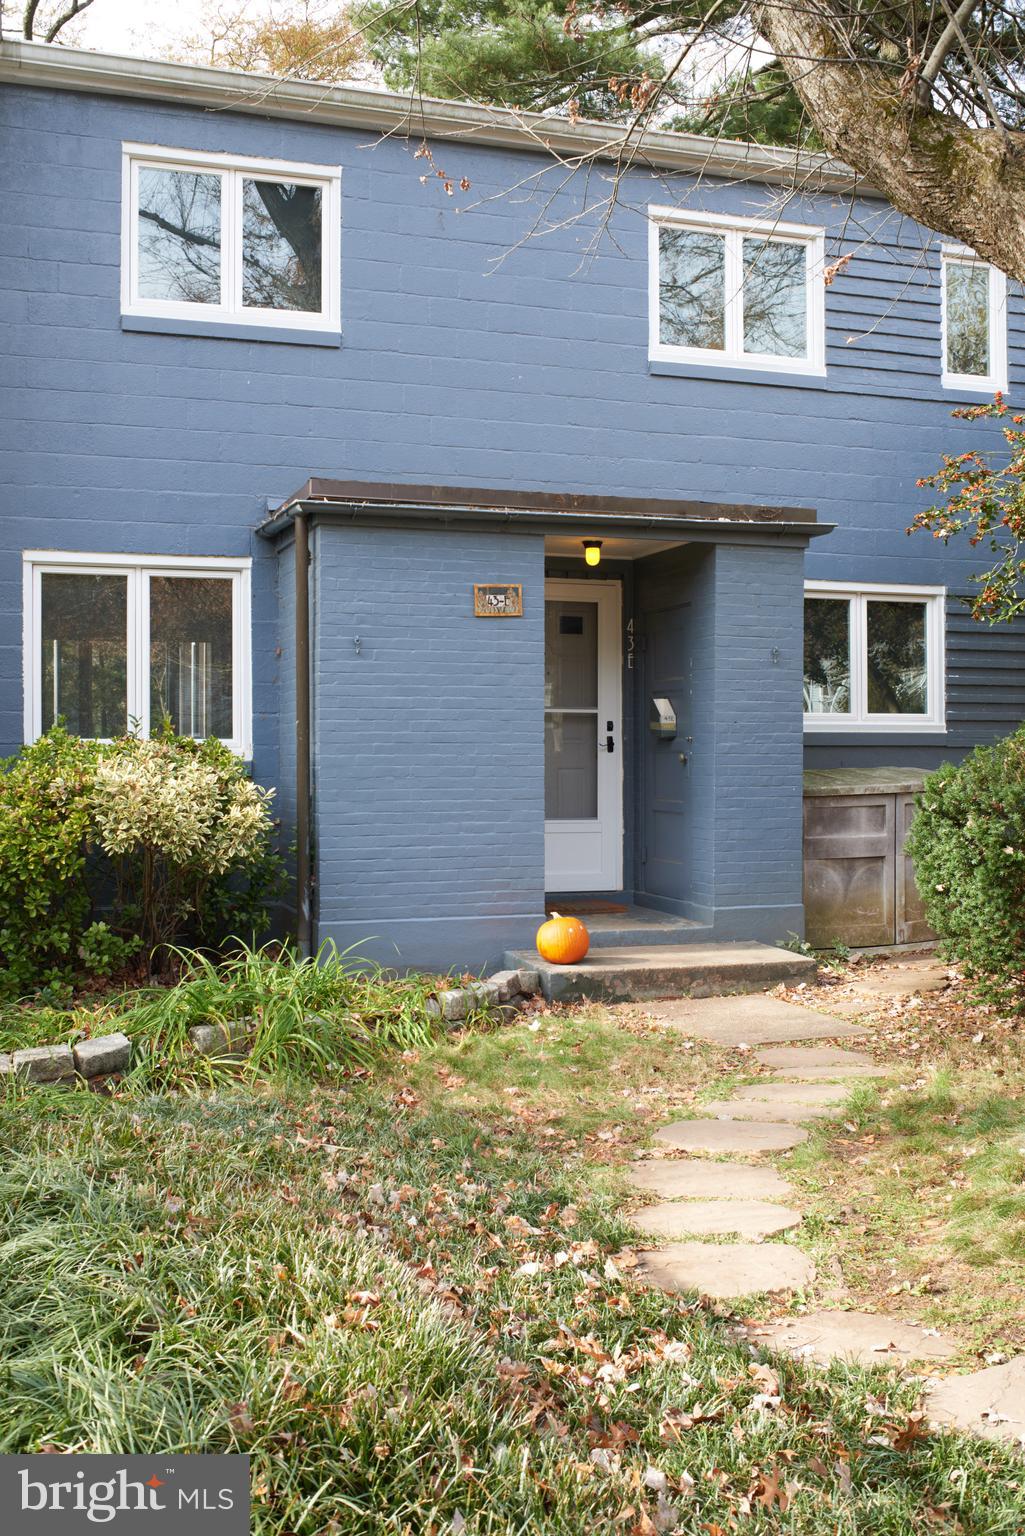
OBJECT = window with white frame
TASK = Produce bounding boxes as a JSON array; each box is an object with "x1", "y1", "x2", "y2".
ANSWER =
[
  {"x1": 121, "y1": 143, "x2": 341, "y2": 333},
  {"x1": 23, "y1": 553, "x2": 252, "y2": 756},
  {"x1": 649, "y1": 207, "x2": 826, "y2": 374},
  {"x1": 941, "y1": 247, "x2": 1007, "y2": 392},
  {"x1": 803, "y1": 583, "x2": 945, "y2": 732}
]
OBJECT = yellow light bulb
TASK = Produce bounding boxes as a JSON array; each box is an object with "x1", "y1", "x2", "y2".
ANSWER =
[{"x1": 583, "y1": 541, "x2": 602, "y2": 567}]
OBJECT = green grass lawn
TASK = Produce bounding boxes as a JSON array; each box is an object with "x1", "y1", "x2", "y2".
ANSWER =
[
  {"x1": 788, "y1": 1065, "x2": 1025, "y2": 1356},
  {"x1": 3, "y1": 1005, "x2": 1025, "y2": 1534}
]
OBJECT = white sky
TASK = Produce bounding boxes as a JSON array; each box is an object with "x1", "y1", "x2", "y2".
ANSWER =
[{"x1": 66, "y1": 0, "x2": 257, "y2": 56}]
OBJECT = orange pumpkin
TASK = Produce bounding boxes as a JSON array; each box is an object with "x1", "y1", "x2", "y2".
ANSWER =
[{"x1": 536, "y1": 911, "x2": 590, "y2": 965}]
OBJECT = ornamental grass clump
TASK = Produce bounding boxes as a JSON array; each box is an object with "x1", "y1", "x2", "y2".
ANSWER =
[
  {"x1": 118, "y1": 941, "x2": 437, "y2": 1083},
  {"x1": 906, "y1": 727, "x2": 1025, "y2": 1007}
]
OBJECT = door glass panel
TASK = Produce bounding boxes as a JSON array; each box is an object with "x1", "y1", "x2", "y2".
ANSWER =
[
  {"x1": 149, "y1": 576, "x2": 234, "y2": 739},
  {"x1": 867, "y1": 600, "x2": 928, "y2": 714},
  {"x1": 545, "y1": 713, "x2": 598, "y2": 819},
  {"x1": 41, "y1": 573, "x2": 128, "y2": 737},
  {"x1": 545, "y1": 601, "x2": 597, "y2": 708}
]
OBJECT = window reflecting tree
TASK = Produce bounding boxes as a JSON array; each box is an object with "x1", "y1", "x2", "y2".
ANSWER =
[
  {"x1": 137, "y1": 168, "x2": 221, "y2": 305},
  {"x1": 41, "y1": 573, "x2": 128, "y2": 737},
  {"x1": 946, "y1": 262, "x2": 990, "y2": 376},
  {"x1": 743, "y1": 238, "x2": 806, "y2": 357},
  {"x1": 242, "y1": 180, "x2": 323, "y2": 312},
  {"x1": 149, "y1": 577, "x2": 233, "y2": 740},
  {"x1": 803, "y1": 598, "x2": 850, "y2": 713},
  {"x1": 866, "y1": 601, "x2": 928, "y2": 714},
  {"x1": 658, "y1": 227, "x2": 725, "y2": 349}
]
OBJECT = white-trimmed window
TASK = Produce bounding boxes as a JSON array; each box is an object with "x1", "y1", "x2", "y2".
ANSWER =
[
  {"x1": 121, "y1": 143, "x2": 341, "y2": 333},
  {"x1": 941, "y1": 247, "x2": 1007, "y2": 392},
  {"x1": 803, "y1": 582, "x2": 945, "y2": 732},
  {"x1": 649, "y1": 206, "x2": 826, "y2": 374},
  {"x1": 23, "y1": 553, "x2": 252, "y2": 756}
]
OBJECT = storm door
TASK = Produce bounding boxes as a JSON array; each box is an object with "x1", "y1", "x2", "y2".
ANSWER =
[{"x1": 544, "y1": 579, "x2": 623, "y2": 890}]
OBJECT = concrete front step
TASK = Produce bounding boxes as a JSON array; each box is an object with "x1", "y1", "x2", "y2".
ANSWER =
[
  {"x1": 502, "y1": 942, "x2": 817, "y2": 1003},
  {"x1": 545, "y1": 905, "x2": 713, "y2": 949}
]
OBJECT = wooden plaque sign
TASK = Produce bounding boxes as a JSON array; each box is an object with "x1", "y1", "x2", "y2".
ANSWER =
[{"x1": 473, "y1": 583, "x2": 523, "y2": 617}]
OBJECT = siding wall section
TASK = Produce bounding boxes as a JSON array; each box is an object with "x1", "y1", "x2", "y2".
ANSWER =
[
  {"x1": 945, "y1": 599, "x2": 1025, "y2": 748},
  {"x1": 4, "y1": 80, "x2": 1025, "y2": 951}
]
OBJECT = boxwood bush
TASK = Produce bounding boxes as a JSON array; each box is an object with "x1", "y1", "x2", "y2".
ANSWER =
[{"x1": 906, "y1": 728, "x2": 1025, "y2": 1006}]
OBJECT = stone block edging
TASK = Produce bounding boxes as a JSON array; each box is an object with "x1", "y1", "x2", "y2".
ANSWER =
[
  {"x1": 1, "y1": 1032, "x2": 132, "y2": 1084},
  {"x1": 426, "y1": 968, "x2": 541, "y2": 1024},
  {"x1": 0, "y1": 969, "x2": 541, "y2": 1087}
]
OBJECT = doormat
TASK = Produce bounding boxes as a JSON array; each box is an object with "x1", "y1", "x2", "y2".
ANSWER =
[{"x1": 546, "y1": 899, "x2": 629, "y2": 917}]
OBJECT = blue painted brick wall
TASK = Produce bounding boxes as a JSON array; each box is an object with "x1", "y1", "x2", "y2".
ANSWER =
[
  {"x1": 310, "y1": 523, "x2": 546, "y2": 971},
  {"x1": 711, "y1": 543, "x2": 806, "y2": 932}
]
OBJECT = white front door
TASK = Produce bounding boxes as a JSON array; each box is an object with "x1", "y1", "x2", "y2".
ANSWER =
[{"x1": 544, "y1": 578, "x2": 623, "y2": 891}]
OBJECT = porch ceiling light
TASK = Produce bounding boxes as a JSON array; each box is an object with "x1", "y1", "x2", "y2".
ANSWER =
[{"x1": 583, "y1": 540, "x2": 603, "y2": 567}]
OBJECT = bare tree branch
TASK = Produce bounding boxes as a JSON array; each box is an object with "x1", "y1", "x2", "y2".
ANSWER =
[
  {"x1": 43, "y1": 0, "x2": 95, "y2": 44},
  {"x1": 21, "y1": 0, "x2": 44, "y2": 39},
  {"x1": 918, "y1": 0, "x2": 978, "y2": 97}
]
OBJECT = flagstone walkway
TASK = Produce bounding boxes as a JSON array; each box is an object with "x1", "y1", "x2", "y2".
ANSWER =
[{"x1": 625, "y1": 959, "x2": 1025, "y2": 1451}]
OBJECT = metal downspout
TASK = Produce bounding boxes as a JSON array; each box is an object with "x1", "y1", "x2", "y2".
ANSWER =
[{"x1": 294, "y1": 512, "x2": 312, "y2": 956}]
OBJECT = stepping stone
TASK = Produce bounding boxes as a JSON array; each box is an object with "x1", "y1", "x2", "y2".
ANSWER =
[
  {"x1": 743, "y1": 1311, "x2": 958, "y2": 1368},
  {"x1": 625, "y1": 1160, "x2": 797, "y2": 1202},
  {"x1": 755, "y1": 1045, "x2": 876, "y2": 1069},
  {"x1": 753, "y1": 1045, "x2": 886, "y2": 1082},
  {"x1": 730, "y1": 1082, "x2": 851, "y2": 1107},
  {"x1": 851, "y1": 961, "x2": 948, "y2": 1000},
  {"x1": 701, "y1": 1098, "x2": 839, "y2": 1124},
  {"x1": 631, "y1": 1199, "x2": 802, "y2": 1240},
  {"x1": 652, "y1": 994, "x2": 867, "y2": 1048},
  {"x1": 655, "y1": 1119, "x2": 808, "y2": 1153},
  {"x1": 927, "y1": 1357, "x2": 1025, "y2": 1445},
  {"x1": 760, "y1": 1063, "x2": 889, "y2": 1082},
  {"x1": 637, "y1": 1241, "x2": 815, "y2": 1301}
]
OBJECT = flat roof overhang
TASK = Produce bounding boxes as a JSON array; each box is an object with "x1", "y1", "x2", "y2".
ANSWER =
[
  {"x1": 259, "y1": 479, "x2": 834, "y2": 547},
  {"x1": 0, "y1": 41, "x2": 867, "y2": 196}
]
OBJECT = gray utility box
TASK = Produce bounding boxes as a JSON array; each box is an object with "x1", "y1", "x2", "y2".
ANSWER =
[{"x1": 803, "y1": 768, "x2": 934, "y2": 949}]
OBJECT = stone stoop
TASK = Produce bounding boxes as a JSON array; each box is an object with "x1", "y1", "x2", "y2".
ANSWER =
[{"x1": 501, "y1": 942, "x2": 817, "y2": 1003}]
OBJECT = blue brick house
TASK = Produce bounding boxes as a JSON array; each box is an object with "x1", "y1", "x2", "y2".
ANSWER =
[{"x1": 2, "y1": 40, "x2": 1023, "y2": 973}]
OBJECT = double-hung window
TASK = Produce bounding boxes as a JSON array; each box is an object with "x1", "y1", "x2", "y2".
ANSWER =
[
  {"x1": 23, "y1": 553, "x2": 252, "y2": 756},
  {"x1": 803, "y1": 583, "x2": 945, "y2": 732},
  {"x1": 121, "y1": 143, "x2": 341, "y2": 335},
  {"x1": 941, "y1": 247, "x2": 1007, "y2": 393},
  {"x1": 649, "y1": 206, "x2": 826, "y2": 374}
]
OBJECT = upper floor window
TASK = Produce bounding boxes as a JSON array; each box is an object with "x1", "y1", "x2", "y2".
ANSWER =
[
  {"x1": 803, "y1": 582, "x2": 945, "y2": 733},
  {"x1": 23, "y1": 552, "x2": 252, "y2": 757},
  {"x1": 121, "y1": 144, "x2": 341, "y2": 334},
  {"x1": 649, "y1": 206, "x2": 826, "y2": 375},
  {"x1": 941, "y1": 247, "x2": 1006, "y2": 392}
]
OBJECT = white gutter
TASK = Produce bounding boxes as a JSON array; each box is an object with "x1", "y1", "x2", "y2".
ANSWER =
[{"x1": 0, "y1": 39, "x2": 868, "y2": 194}]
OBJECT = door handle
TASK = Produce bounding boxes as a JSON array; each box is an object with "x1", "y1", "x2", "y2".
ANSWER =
[{"x1": 605, "y1": 734, "x2": 615, "y2": 754}]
